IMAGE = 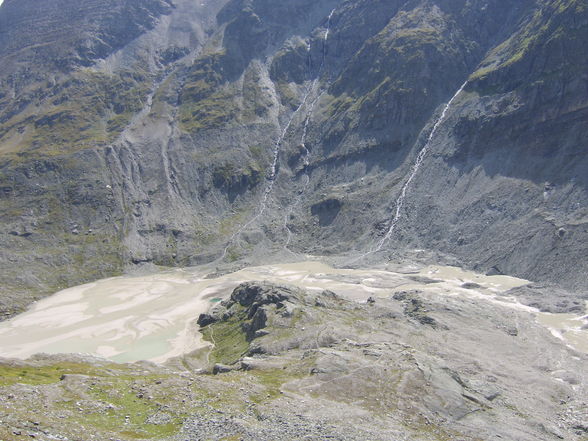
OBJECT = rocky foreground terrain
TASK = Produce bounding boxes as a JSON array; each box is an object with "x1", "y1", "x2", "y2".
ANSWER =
[{"x1": 0, "y1": 275, "x2": 586, "y2": 441}]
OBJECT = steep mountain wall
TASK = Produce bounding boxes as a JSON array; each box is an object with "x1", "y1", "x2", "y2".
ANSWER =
[
  {"x1": 295, "y1": 0, "x2": 588, "y2": 288},
  {"x1": 405, "y1": 0, "x2": 588, "y2": 288},
  {"x1": 0, "y1": 0, "x2": 586, "y2": 317}
]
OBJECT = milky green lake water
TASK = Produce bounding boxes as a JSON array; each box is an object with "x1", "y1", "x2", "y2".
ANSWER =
[{"x1": 0, "y1": 261, "x2": 585, "y2": 363}]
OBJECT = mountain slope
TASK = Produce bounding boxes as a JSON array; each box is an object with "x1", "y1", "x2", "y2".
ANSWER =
[{"x1": 0, "y1": 0, "x2": 586, "y2": 316}]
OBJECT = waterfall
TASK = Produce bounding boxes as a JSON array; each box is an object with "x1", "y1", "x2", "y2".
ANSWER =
[
  {"x1": 282, "y1": 90, "x2": 324, "y2": 251},
  {"x1": 283, "y1": 9, "x2": 335, "y2": 253},
  {"x1": 372, "y1": 81, "x2": 467, "y2": 253},
  {"x1": 349, "y1": 81, "x2": 467, "y2": 263},
  {"x1": 220, "y1": 9, "x2": 336, "y2": 260},
  {"x1": 219, "y1": 86, "x2": 311, "y2": 260},
  {"x1": 323, "y1": 9, "x2": 335, "y2": 59},
  {"x1": 268, "y1": 7, "x2": 335, "y2": 209}
]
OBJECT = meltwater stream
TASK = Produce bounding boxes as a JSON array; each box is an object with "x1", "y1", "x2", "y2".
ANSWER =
[
  {"x1": 373, "y1": 81, "x2": 467, "y2": 253},
  {"x1": 221, "y1": 9, "x2": 336, "y2": 259},
  {"x1": 352, "y1": 81, "x2": 468, "y2": 262},
  {"x1": 284, "y1": 10, "x2": 335, "y2": 252}
]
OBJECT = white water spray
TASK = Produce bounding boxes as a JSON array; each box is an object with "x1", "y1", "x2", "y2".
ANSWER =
[
  {"x1": 300, "y1": 90, "x2": 324, "y2": 164},
  {"x1": 324, "y1": 9, "x2": 334, "y2": 57},
  {"x1": 219, "y1": 89, "x2": 310, "y2": 260},
  {"x1": 283, "y1": 89, "x2": 325, "y2": 252}
]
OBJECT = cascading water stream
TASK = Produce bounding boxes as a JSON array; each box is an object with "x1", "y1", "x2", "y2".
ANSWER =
[
  {"x1": 351, "y1": 81, "x2": 468, "y2": 262},
  {"x1": 219, "y1": 87, "x2": 314, "y2": 260},
  {"x1": 265, "y1": 7, "x2": 335, "y2": 215},
  {"x1": 283, "y1": 88, "x2": 325, "y2": 251},
  {"x1": 299, "y1": 9, "x2": 334, "y2": 160},
  {"x1": 220, "y1": 9, "x2": 336, "y2": 260},
  {"x1": 283, "y1": 10, "x2": 335, "y2": 252}
]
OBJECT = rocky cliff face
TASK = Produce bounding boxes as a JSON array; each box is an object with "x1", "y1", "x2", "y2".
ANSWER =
[
  {"x1": 0, "y1": 0, "x2": 586, "y2": 315},
  {"x1": 0, "y1": 0, "x2": 173, "y2": 75}
]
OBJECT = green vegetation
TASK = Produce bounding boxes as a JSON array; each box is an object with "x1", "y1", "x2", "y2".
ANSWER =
[
  {"x1": 179, "y1": 51, "x2": 240, "y2": 132},
  {"x1": 248, "y1": 144, "x2": 264, "y2": 161},
  {"x1": 179, "y1": 52, "x2": 272, "y2": 132},
  {"x1": 84, "y1": 378, "x2": 184, "y2": 438},
  {"x1": 248, "y1": 368, "x2": 303, "y2": 403},
  {"x1": 226, "y1": 246, "x2": 243, "y2": 262},
  {"x1": 181, "y1": 52, "x2": 225, "y2": 101},
  {"x1": 0, "y1": 362, "x2": 104, "y2": 386},
  {"x1": 219, "y1": 209, "x2": 249, "y2": 236},
  {"x1": 192, "y1": 222, "x2": 218, "y2": 248},
  {"x1": 201, "y1": 311, "x2": 249, "y2": 365},
  {"x1": 0, "y1": 359, "x2": 187, "y2": 439},
  {"x1": 276, "y1": 81, "x2": 300, "y2": 109},
  {"x1": 150, "y1": 72, "x2": 177, "y2": 118},
  {"x1": 213, "y1": 161, "x2": 263, "y2": 190},
  {"x1": 471, "y1": 0, "x2": 587, "y2": 82},
  {"x1": 0, "y1": 354, "x2": 310, "y2": 439},
  {"x1": 0, "y1": 70, "x2": 150, "y2": 158},
  {"x1": 179, "y1": 88, "x2": 239, "y2": 132},
  {"x1": 325, "y1": 12, "x2": 448, "y2": 121},
  {"x1": 321, "y1": 92, "x2": 355, "y2": 120}
]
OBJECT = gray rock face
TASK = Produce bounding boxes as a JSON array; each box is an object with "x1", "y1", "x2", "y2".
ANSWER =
[
  {"x1": 190, "y1": 281, "x2": 588, "y2": 440},
  {"x1": 0, "y1": 0, "x2": 586, "y2": 316},
  {"x1": 0, "y1": 0, "x2": 173, "y2": 77}
]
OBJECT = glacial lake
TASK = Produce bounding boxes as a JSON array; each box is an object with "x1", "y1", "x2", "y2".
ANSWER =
[{"x1": 0, "y1": 261, "x2": 585, "y2": 362}]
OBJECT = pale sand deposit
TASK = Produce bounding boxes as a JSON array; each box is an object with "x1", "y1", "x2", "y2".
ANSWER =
[{"x1": 0, "y1": 261, "x2": 585, "y2": 363}]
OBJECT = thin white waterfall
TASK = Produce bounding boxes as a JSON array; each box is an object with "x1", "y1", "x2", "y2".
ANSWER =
[
  {"x1": 347, "y1": 80, "x2": 468, "y2": 264},
  {"x1": 221, "y1": 9, "x2": 336, "y2": 259},
  {"x1": 266, "y1": 7, "x2": 335, "y2": 212},
  {"x1": 372, "y1": 81, "x2": 467, "y2": 253},
  {"x1": 283, "y1": 9, "x2": 335, "y2": 253}
]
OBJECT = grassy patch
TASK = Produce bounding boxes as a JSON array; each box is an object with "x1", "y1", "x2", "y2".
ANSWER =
[
  {"x1": 220, "y1": 435, "x2": 245, "y2": 441},
  {"x1": 248, "y1": 369, "x2": 293, "y2": 402},
  {"x1": 84, "y1": 379, "x2": 184, "y2": 438},
  {"x1": 276, "y1": 81, "x2": 300, "y2": 109},
  {"x1": 226, "y1": 246, "x2": 243, "y2": 262},
  {"x1": 179, "y1": 88, "x2": 239, "y2": 132},
  {"x1": 0, "y1": 362, "x2": 103, "y2": 386},
  {"x1": 471, "y1": 0, "x2": 587, "y2": 82},
  {"x1": 219, "y1": 209, "x2": 249, "y2": 236},
  {"x1": 201, "y1": 314, "x2": 249, "y2": 365},
  {"x1": 179, "y1": 51, "x2": 241, "y2": 132},
  {"x1": 0, "y1": 70, "x2": 150, "y2": 158}
]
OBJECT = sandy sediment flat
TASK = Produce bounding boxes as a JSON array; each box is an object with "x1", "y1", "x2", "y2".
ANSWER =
[{"x1": 0, "y1": 261, "x2": 585, "y2": 363}]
